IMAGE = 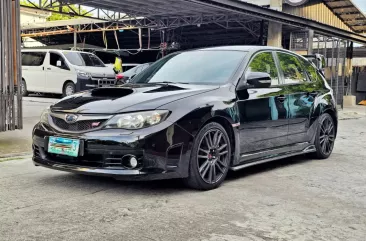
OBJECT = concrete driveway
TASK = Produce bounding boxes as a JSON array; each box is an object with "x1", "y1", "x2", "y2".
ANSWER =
[
  {"x1": 1, "y1": 119, "x2": 366, "y2": 241},
  {"x1": 0, "y1": 96, "x2": 59, "y2": 156}
]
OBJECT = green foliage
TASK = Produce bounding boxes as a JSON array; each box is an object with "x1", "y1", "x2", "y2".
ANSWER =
[{"x1": 20, "y1": 0, "x2": 91, "y2": 21}]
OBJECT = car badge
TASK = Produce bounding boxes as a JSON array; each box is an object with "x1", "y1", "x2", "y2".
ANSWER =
[
  {"x1": 91, "y1": 122, "x2": 100, "y2": 128},
  {"x1": 65, "y1": 114, "x2": 78, "y2": 124}
]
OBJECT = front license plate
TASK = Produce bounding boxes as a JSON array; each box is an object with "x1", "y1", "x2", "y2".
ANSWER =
[{"x1": 48, "y1": 137, "x2": 80, "y2": 157}]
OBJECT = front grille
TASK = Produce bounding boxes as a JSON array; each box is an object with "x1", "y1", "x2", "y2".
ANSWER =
[
  {"x1": 51, "y1": 116, "x2": 106, "y2": 132},
  {"x1": 91, "y1": 77, "x2": 116, "y2": 86},
  {"x1": 46, "y1": 152, "x2": 105, "y2": 167}
]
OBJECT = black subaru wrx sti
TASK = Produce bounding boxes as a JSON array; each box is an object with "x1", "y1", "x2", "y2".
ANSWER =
[{"x1": 32, "y1": 46, "x2": 337, "y2": 190}]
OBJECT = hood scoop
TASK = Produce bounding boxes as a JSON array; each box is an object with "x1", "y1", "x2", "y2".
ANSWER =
[
  {"x1": 91, "y1": 88, "x2": 134, "y2": 98},
  {"x1": 144, "y1": 85, "x2": 186, "y2": 93}
]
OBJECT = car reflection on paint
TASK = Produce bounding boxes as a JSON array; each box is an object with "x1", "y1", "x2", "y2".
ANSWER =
[{"x1": 32, "y1": 46, "x2": 337, "y2": 190}]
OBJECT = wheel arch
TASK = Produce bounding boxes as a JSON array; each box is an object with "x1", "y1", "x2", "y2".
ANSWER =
[
  {"x1": 323, "y1": 108, "x2": 338, "y2": 136},
  {"x1": 200, "y1": 115, "x2": 240, "y2": 166}
]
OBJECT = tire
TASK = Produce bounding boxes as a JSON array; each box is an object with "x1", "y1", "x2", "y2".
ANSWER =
[
  {"x1": 313, "y1": 113, "x2": 336, "y2": 159},
  {"x1": 63, "y1": 82, "x2": 76, "y2": 97},
  {"x1": 21, "y1": 80, "x2": 28, "y2": 97},
  {"x1": 184, "y1": 122, "x2": 231, "y2": 190}
]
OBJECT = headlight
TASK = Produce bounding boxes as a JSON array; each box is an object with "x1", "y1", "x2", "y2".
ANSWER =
[
  {"x1": 40, "y1": 108, "x2": 50, "y2": 124},
  {"x1": 76, "y1": 70, "x2": 91, "y2": 78},
  {"x1": 105, "y1": 110, "x2": 170, "y2": 129}
]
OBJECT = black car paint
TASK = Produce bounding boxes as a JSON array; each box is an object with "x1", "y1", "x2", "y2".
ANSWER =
[{"x1": 32, "y1": 46, "x2": 337, "y2": 180}]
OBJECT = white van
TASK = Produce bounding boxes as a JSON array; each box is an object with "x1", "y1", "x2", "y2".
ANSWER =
[{"x1": 21, "y1": 49, "x2": 116, "y2": 97}]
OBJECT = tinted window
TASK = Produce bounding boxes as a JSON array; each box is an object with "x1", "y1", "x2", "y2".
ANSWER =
[
  {"x1": 277, "y1": 52, "x2": 307, "y2": 84},
  {"x1": 300, "y1": 58, "x2": 318, "y2": 82},
  {"x1": 133, "y1": 51, "x2": 246, "y2": 85},
  {"x1": 50, "y1": 52, "x2": 67, "y2": 69},
  {"x1": 21, "y1": 52, "x2": 46, "y2": 66},
  {"x1": 246, "y1": 52, "x2": 279, "y2": 86},
  {"x1": 63, "y1": 52, "x2": 105, "y2": 67}
]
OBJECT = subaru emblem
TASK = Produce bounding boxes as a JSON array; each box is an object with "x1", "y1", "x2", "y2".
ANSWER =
[{"x1": 65, "y1": 114, "x2": 78, "y2": 124}]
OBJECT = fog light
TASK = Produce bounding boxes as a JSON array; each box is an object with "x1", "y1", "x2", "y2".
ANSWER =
[
  {"x1": 121, "y1": 155, "x2": 139, "y2": 169},
  {"x1": 130, "y1": 157, "x2": 138, "y2": 168}
]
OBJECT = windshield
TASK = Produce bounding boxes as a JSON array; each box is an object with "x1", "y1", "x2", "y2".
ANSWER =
[
  {"x1": 63, "y1": 52, "x2": 106, "y2": 67},
  {"x1": 132, "y1": 50, "x2": 246, "y2": 85}
]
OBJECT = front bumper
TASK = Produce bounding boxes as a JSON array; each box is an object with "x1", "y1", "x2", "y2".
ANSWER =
[
  {"x1": 76, "y1": 76, "x2": 116, "y2": 92},
  {"x1": 32, "y1": 121, "x2": 193, "y2": 180}
]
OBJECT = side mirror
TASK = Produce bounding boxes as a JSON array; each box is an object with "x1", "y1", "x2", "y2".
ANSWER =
[
  {"x1": 245, "y1": 72, "x2": 271, "y2": 88},
  {"x1": 56, "y1": 60, "x2": 62, "y2": 67}
]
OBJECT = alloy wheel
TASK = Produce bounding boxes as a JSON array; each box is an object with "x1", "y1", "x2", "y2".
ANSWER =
[
  {"x1": 197, "y1": 129, "x2": 229, "y2": 184},
  {"x1": 319, "y1": 117, "x2": 335, "y2": 155}
]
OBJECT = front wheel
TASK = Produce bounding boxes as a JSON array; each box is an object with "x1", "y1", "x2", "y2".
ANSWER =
[
  {"x1": 313, "y1": 113, "x2": 336, "y2": 159},
  {"x1": 63, "y1": 82, "x2": 76, "y2": 97},
  {"x1": 184, "y1": 122, "x2": 231, "y2": 190}
]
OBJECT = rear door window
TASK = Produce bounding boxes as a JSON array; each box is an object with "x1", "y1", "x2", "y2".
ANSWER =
[
  {"x1": 300, "y1": 58, "x2": 319, "y2": 82},
  {"x1": 21, "y1": 52, "x2": 46, "y2": 66},
  {"x1": 277, "y1": 52, "x2": 307, "y2": 84}
]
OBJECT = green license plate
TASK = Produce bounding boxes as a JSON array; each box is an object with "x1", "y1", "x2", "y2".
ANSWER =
[{"x1": 48, "y1": 137, "x2": 80, "y2": 157}]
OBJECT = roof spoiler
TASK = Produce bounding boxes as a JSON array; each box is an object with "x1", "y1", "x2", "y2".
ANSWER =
[{"x1": 303, "y1": 53, "x2": 326, "y2": 72}]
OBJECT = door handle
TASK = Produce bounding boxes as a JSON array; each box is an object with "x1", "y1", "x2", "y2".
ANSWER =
[
  {"x1": 47, "y1": 67, "x2": 51, "y2": 70},
  {"x1": 276, "y1": 95, "x2": 286, "y2": 102}
]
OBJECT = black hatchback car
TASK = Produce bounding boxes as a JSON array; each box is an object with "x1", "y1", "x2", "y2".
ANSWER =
[{"x1": 32, "y1": 46, "x2": 337, "y2": 190}]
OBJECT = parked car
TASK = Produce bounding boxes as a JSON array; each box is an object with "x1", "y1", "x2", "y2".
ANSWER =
[
  {"x1": 32, "y1": 46, "x2": 337, "y2": 190},
  {"x1": 115, "y1": 63, "x2": 151, "y2": 84},
  {"x1": 21, "y1": 49, "x2": 115, "y2": 97},
  {"x1": 106, "y1": 63, "x2": 140, "y2": 73}
]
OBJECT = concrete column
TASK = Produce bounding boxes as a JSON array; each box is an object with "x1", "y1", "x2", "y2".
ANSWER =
[
  {"x1": 307, "y1": 29, "x2": 314, "y2": 55},
  {"x1": 267, "y1": 0, "x2": 283, "y2": 47},
  {"x1": 74, "y1": 26, "x2": 77, "y2": 49}
]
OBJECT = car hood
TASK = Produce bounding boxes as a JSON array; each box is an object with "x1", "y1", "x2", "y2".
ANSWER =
[{"x1": 51, "y1": 83, "x2": 219, "y2": 114}]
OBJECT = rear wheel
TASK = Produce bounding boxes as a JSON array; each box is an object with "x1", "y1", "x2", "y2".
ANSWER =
[
  {"x1": 313, "y1": 113, "x2": 336, "y2": 159},
  {"x1": 21, "y1": 80, "x2": 28, "y2": 97},
  {"x1": 184, "y1": 122, "x2": 231, "y2": 190},
  {"x1": 63, "y1": 82, "x2": 75, "y2": 97}
]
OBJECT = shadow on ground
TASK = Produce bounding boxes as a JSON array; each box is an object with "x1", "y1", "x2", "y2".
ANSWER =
[{"x1": 36, "y1": 154, "x2": 312, "y2": 193}]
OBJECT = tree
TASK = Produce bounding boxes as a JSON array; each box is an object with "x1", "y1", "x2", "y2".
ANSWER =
[{"x1": 20, "y1": 0, "x2": 91, "y2": 21}]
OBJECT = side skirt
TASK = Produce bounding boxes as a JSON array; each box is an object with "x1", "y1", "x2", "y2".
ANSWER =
[{"x1": 230, "y1": 145, "x2": 316, "y2": 171}]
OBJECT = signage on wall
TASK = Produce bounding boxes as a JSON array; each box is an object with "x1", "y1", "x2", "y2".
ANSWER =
[{"x1": 284, "y1": 0, "x2": 309, "y2": 6}]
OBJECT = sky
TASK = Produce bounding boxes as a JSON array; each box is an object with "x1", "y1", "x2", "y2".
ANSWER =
[{"x1": 353, "y1": 0, "x2": 366, "y2": 12}]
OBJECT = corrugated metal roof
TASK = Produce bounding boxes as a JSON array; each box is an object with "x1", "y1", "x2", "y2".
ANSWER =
[{"x1": 324, "y1": 0, "x2": 366, "y2": 33}]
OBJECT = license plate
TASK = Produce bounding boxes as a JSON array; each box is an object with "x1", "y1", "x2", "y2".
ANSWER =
[{"x1": 48, "y1": 137, "x2": 80, "y2": 157}]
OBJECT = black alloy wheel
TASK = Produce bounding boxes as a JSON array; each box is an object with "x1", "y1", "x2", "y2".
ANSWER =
[
  {"x1": 185, "y1": 122, "x2": 231, "y2": 190},
  {"x1": 314, "y1": 113, "x2": 336, "y2": 159},
  {"x1": 21, "y1": 80, "x2": 29, "y2": 97}
]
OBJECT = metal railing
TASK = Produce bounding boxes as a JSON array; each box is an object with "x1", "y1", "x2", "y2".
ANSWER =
[
  {"x1": 290, "y1": 31, "x2": 348, "y2": 108},
  {"x1": 0, "y1": 0, "x2": 22, "y2": 132}
]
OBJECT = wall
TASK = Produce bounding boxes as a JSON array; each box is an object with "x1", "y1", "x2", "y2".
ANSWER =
[{"x1": 283, "y1": 0, "x2": 352, "y2": 32}]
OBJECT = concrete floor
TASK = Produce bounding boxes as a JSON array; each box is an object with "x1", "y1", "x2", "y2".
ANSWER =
[{"x1": 1, "y1": 118, "x2": 366, "y2": 241}]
